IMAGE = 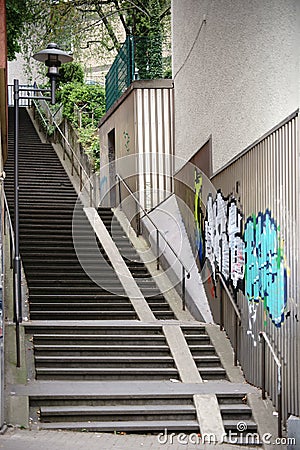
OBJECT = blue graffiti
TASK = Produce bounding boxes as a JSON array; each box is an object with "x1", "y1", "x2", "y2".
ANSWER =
[{"x1": 244, "y1": 210, "x2": 287, "y2": 327}]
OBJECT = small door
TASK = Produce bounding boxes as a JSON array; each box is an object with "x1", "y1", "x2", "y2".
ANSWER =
[{"x1": 108, "y1": 129, "x2": 116, "y2": 206}]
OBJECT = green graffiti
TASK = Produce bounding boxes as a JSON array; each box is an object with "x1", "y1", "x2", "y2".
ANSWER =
[
  {"x1": 244, "y1": 210, "x2": 287, "y2": 327},
  {"x1": 123, "y1": 131, "x2": 130, "y2": 152}
]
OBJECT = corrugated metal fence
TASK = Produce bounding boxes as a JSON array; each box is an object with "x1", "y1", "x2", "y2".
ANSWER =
[{"x1": 210, "y1": 110, "x2": 299, "y2": 423}]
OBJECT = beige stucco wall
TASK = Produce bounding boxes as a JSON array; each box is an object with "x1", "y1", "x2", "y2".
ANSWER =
[
  {"x1": 172, "y1": 0, "x2": 300, "y2": 173},
  {"x1": 98, "y1": 80, "x2": 174, "y2": 212}
]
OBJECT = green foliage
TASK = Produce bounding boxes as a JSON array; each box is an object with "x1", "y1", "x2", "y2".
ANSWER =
[
  {"x1": 56, "y1": 81, "x2": 104, "y2": 170},
  {"x1": 57, "y1": 82, "x2": 105, "y2": 126},
  {"x1": 58, "y1": 62, "x2": 84, "y2": 85},
  {"x1": 77, "y1": 126, "x2": 100, "y2": 171},
  {"x1": 6, "y1": 0, "x2": 41, "y2": 60}
]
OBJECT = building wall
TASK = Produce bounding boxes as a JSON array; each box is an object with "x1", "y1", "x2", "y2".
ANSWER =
[
  {"x1": 172, "y1": 0, "x2": 300, "y2": 173},
  {"x1": 98, "y1": 80, "x2": 174, "y2": 217}
]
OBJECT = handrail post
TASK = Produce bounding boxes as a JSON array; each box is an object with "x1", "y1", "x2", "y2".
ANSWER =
[
  {"x1": 234, "y1": 316, "x2": 238, "y2": 366},
  {"x1": 136, "y1": 202, "x2": 140, "y2": 237},
  {"x1": 219, "y1": 275, "x2": 224, "y2": 330},
  {"x1": 277, "y1": 367, "x2": 282, "y2": 438},
  {"x1": 260, "y1": 333, "x2": 266, "y2": 400},
  {"x1": 71, "y1": 148, "x2": 74, "y2": 176},
  {"x1": 118, "y1": 176, "x2": 122, "y2": 210},
  {"x1": 79, "y1": 166, "x2": 82, "y2": 191},
  {"x1": 182, "y1": 266, "x2": 186, "y2": 310},
  {"x1": 89, "y1": 183, "x2": 93, "y2": 207},
  {"x1": 156, "y1": 229, "x2": 159, "y2": 270}
]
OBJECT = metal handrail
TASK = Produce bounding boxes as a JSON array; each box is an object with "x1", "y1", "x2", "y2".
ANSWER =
[
  {"x1": 217, "y1": 272, "x2": 241, "y2": 366},
  {"x1": 32, "y1": 96, "x2": 94, "y2": 205},
  {"x1": 32, "y1": 99, "x2": 52, "y2": 137},
  {"x1": 259, "y1": 331, "x2": 282, "y2": 438},
  {"x1": 3, "y1": 191, "x2": 21, "y2": 367},
  {"x1": 3, "y1": 191, "x2": 15, "y2": 259},
  {"x1": 116, "y1": 173, "x2": 190, "y2": 309}
]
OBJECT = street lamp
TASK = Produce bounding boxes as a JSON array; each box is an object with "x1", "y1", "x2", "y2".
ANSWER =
[
  {"x1": 33, "y1": 42, "x2": 73, "y2": 104},
  {"x1": 13, "y1": 43, "x2": 73, "y2": 367}
]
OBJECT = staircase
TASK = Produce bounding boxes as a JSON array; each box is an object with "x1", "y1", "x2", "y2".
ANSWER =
[
  {"x1": 5, "y1": 108, "x2": 137, "y2": 321},
  {"x1": 98, "y1": 207, "x2": 176, "y2": 320},
  {"x1": 5, "y1": 108, "x2": 262, "y2": 444}
]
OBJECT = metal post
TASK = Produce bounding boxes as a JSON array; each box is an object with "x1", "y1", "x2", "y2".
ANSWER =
[
  {"x1": 136, "y1": 201, "x2": 140, "y2": 237},
  {"x1": 13, "y1": 79, "x2": 22, "y2": 367},
  {"x1": 50, "y1": 76, "x2": 56, "y2": 105},
  {"x1": 261, "y1": 336, "x2": 266, "y2": 400},
  {"x1": 89, "y1": 184, "x2": 93, "y2": 207},
  {"x1": 118, "y1": 177, "x2": 122, "y2": 210},
  {"x1": 182, "y1": 266, "x2": 186, "y2": 310},
  {"x1": 156, "y1": 229, "x2": 159, "y2": 270},
  {"x1": 79, "y1": 166, "x2": 82, "y2": 191},
  {"x1": 277, "y1": 367, "x2": 282, "y2": 438},
  {"x1": 71, "y1": 150, "x2": 74, "y2": 176},
  {"x1": 219, "y1": 278, "x2": 224, "y2": 330},
  {"x1": 234, "y1": 316, "x2": 238, "y2": 366}
]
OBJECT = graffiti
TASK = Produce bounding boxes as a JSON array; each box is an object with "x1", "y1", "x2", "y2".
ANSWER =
[
  {"x1": 207, "y1": 275, "x2": 215, "y2": 299},
  {"x1": 194, "y1": 170, "x2": 204, "y2": 264},
  {"x1": 246, "y1": 301, "x2": 259, "y2": 346},
  {"x1": 203, "y1": 190, "x2": 288, "y2": 328},
  {"x1": 244, "y1": 210, "x2": 287, "y2": 327},
  {"x1": 100, "y1": 175, "x2": 108, "y2": 188},
  {"x1": 204, "y1": 191, "x2": 245, "y2": 289},
  {"x1": 123, "y1": 131, "x2": 131, "y2": 152}
]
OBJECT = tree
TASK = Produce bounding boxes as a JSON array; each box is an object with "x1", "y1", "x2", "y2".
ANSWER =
[
  {"x1": 6, "y1": 0, "x2": 171, "y2": 78},
  {"x1": 58, "y1": 62, "x2": 84, "y2": 85},
  {"x1": 6, "y1": 0, "x2": 40, "y2": 60}
]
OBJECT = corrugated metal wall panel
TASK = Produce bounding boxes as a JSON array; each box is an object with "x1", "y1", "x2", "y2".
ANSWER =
[
  {"x1": 136, "y1": 87, "x2": 173, "y2": 211},
  {"x1": 211, "y1": 111, "x2": 299, "y2": 422}
]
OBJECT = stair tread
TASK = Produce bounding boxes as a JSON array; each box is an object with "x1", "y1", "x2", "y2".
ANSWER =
[
  {"x1": 40, "y1": 405, "x2": 194, "y2": 414},
  {"x1": 33, "y1": 334, "x2": 165, "y2": 340},
  {"x1": 39, "y1": 420, "x2": 200, "y2": 430},
  {"x1": 36, "y1": 367, "x2": 178, "y2": 373},
  {"x1": 35, "y1": 356, "x2": 173, "y2": 361}
]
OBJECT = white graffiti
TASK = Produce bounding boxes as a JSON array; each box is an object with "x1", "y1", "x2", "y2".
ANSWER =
[
  {"x1": 247, "y1": 301, "x2": 259, "y2": 347},
  {"x1": 205, "y1": 192, "x2": 245, "y2": 288}
]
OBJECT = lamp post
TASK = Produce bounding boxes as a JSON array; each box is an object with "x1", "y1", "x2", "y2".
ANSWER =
[{"x1": 13, "y1": 43, "x2": 72, "y2": 367}]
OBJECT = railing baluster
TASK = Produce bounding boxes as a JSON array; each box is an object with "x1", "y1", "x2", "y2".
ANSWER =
[
  {"x1": 156, "y1": 229, "x2": 159, "y2": 270},
  {"x1": 182, "y1": 266, "x2": 186, "y2": 310},
  {"x1": 259, "y1": 331, "x2": 282, "y2": 438}
]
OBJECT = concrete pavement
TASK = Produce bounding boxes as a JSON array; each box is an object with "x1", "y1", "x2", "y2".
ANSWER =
[{"x1": 0, "y1": 427, "x2": 261, "y2": 450}]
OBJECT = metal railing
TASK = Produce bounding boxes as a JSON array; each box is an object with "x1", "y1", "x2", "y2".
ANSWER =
[
  {"x1": 8, "y1": 85, "x2": 34, "y2": 107},
  {"x1": 3, "y1": 192, "x2": 22, "y2": 367},
  {"x1": 32, "y1": 97, "x2": 94, "y2": 206},
  {"x1": 217, "y1": 272, "x2": 241, "y2": 366},
  {"x1": 116, "y1": 173, "x2": 190, "y2": 309},
  {"x1": 105, "y1": 36, "x2": 134, "y2": 111},
  {"x1": 217, "y1": 272, "x2": 242, "y2": 366},
  {"x1": 259, "y1": 331, "x2": 282, "y2": 438},
  {"x1": 105, "y1": 35, "x2": 171, "y2": 111}
]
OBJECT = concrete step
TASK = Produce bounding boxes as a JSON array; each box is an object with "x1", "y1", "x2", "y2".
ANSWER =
[
  {"x1": 30, "y1": 311, "x2": 138, "y2": 320},
  {"x1": 38, "y1": 420, "x2": 199, "y2": 432},
  {"x1": 35, "y1": 367, "x2": 179, "y2": 380},
  {"x1": 33, "y1": 334, "x2": 167, "y2": 342},
  {"x1": 220, "y1": 403, "x2": 253, "y2": 420},
  {"x1": 30, "y1": 303, "x2": 135, "y2": 312},
  {"x1": 39, "y1": 404, "x2": 195, "y2": 422},
  {"x1": 33, "y1": 345, "x2": 171, "y2": 356},
  {"x1": 35, "y1": 355, "x2": 175, "y2": 367}
]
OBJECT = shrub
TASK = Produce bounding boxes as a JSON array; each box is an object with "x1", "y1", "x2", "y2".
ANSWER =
[
  {"x1": 59, "y1": 62, "x2": 84, "y2": 85},
  {"x1": 57, "y1": 82, "x2": 105, "y2": 126}
]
